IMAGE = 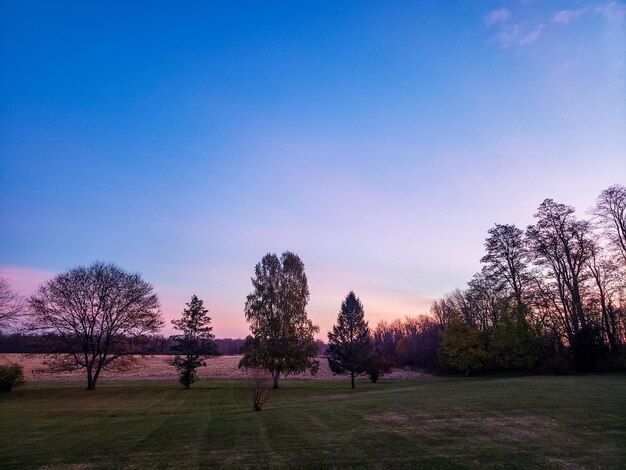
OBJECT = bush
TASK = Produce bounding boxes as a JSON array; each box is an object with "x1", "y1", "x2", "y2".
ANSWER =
[
  {"x1": 248, "y1": 368, "x2": 272, "y2": 412},
  {"x1": 540, "y1": 355, "x2": 571, "y2": 375},
  {"x1": 0, "y1": 364, "x2": 24, "y2": 392},
  {"x1": 571, "y1": 325, "x2": 608, "y2": 372}
]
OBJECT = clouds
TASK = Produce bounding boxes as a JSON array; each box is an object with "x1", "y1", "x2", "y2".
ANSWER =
[
  {"x1": 553, "y1": 9, "x2": 587, "y2": 24},
  {"x1": 552, "y1": 2, "x2": 626, "y2": 25},
  {"x1": 495, "y1": 24, "x2": 544, "y2": 48},
  {"x1": 485, "y1": 8, "x2": 544, "y2": 48},
  {"x1": 597, "y1": 1, "x2": 626, "y2": 21},
  {"x1": 486, "y1": 2, "x2": 626, "y2": 49},
  {"x1": 485, "y1": 8, "x2": 511, "y2": 27}
]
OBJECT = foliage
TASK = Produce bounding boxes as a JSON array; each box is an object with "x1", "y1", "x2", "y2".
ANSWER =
[
  {"x1": 570, "y1": 325, "x2": 609, "y2": 372},
  {"x1": 489, "y1": 306, "x2": 541, "y2": 371},
  {"x1": 0, "y1": 363, "x2": 24, "y2": 392},
  {"x1": 373, "y1": 315, "x2": 442, "y2": 370},
  {"x1": 238, "y1": 252, "x2": 319, "y2": 388},
  {"x1": 169, "y1": 295, "x2": 219, "y2": 389},
  {"x1": 28, "y1": 262, "x2": 163, "y2": 390},
  {"x1": 363, "y1": 344, "x2": 391, "y2": 383},
  {"x1": 327, "y1": 292, "x2": 373, "y2": 388},
  {"x1": 441, "y1": 319, "x2": 487, "y2": 374}
]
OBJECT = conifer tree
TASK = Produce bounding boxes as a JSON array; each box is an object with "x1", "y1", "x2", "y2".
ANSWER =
[
  {"x1": 327, "y1": 291, "x2": 372, "y2": 389},
  {"x1": 170, "y1": 295, "x2": 218, "y2": 389}
]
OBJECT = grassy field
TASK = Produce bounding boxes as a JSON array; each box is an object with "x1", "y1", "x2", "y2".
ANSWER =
[{"x1": 1, "y1": 375, "x2": 625, "y2": 468}]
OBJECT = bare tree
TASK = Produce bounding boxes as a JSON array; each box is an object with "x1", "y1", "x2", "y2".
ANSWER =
[
  {"x1": 480, "y1": 224, "x2": 530, "y2": 311},
  {"x1": 0, "y1": 277, "x2": 24, "y2": 333},
  {"x1": 586, "y1": 242, "x2": 624, "y2": 353},
  {"x1": 526, "y1": 199, "x2": 594, "y2": 340},
  {"x1": 593, "y1": 184, "x2": 626, "y2": 263},
  {"x1": 29, "y1": 262, "x2": 163, "y2": 390}
]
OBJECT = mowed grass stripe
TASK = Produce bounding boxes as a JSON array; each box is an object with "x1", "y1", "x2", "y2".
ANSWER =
[{"x1": 1, "y1": 375, "x2": 625, "y2": 468}]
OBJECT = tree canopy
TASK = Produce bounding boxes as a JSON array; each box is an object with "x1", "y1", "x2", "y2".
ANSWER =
[
  {"x1": 239, "y1": 251, "x2": 319, "y2": 388},
  {"x1": 29, "y1": 262, "x2": 163, "y2": 390}
]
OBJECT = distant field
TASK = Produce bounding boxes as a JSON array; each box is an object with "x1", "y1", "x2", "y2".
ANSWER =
[
  {"x1": 0, "y1": 354, "x2": 427, "y2": 382},
  {"x1": 1, "y1": 375, "x2": 625, "y2": 468}
]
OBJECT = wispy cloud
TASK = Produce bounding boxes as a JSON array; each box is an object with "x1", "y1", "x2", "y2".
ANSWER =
[
  {"x1": 596, "y1": 1, "x2": 626, "y2": 21},
  {"x1": 485, "y1": 8, "x2": 511, "y2": 27},
  {"x1": 553, "y1": 8, "x2": 588, "y2": 24},
  {"x1": 495, "y1": 23, "x2": 545, "y2": 48}
]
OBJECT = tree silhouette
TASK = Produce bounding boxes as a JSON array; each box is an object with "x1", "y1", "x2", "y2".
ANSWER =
[
  {"x1": 170, "y1": 295, "x2": 218, "y2": 389},
  {"x1": 29, "y1": 262, "x2": 163, "y2": 390},
  {"x1": 327, "y1": 291, "x2": 372, "y2": 389},
  {"x1": 0, "y1": 277, "x2": 23, "y2": 333},
  {"x1": 239, "y1": 252, "x2": 319, "y2": 388}
]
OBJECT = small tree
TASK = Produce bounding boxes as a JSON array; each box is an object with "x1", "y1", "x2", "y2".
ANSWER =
[
  {"x1": 248, "y1": 368, "x2": 273, "y2": 412},
  {"x1": 327, "y1": 292, "x2": 373, "y2": 389},
  {"x1": 442, "y1": 318, "x2": 487, "y2": 375},
  {"x1": 239, "y1": 252, "x2": 319, "y2": 388},
  {"x1": 169, "y1": 295, "x2": 219, "y2": 389},
  {"x1": 29, "y1": 262, "x2": 163, "y2": 390},
  {"x1": 364, "y1": 343, "x2": 391, "y2": 383},
  {"x1": 0, "y1": 364, "x2": 24, "y2": 392}
]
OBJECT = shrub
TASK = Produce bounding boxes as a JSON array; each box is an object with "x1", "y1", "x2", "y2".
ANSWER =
[
  {"x1": 248, "y1": 368, "x2": 272, "y2": 412},
  {"x1": 540, "y1": 355, "x2": 571, "y2": 375},
  {"x1": 0, "y1": 364, "x2": 25, "y2": 392}
]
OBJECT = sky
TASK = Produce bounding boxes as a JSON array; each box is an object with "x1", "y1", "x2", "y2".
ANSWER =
[{"x1": 1, "y1": 1, "x2": 625, "y2": 338}]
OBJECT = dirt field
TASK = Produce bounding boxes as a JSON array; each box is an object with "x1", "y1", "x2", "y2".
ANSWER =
[{"x1": 0, "y1": 354, "x2": 429, "y2": 382}]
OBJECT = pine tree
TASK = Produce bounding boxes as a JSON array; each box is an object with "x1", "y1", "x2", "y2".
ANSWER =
[
  {"x1": 170, "y1": 295, "x2": 218, "y2": 389},
  {"x1": 327, "y1": 292, "x2": 373, "y2": 389}
]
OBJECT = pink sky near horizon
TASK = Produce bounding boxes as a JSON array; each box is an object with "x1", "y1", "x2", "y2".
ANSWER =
[{"x1": 1, "y1": 264, "x2": 435, "y2": 339}]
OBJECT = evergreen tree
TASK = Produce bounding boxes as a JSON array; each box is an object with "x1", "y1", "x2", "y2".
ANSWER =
[
  {"x1": 238, "y1": 252, "x2": 319, "y2": 388},
  {"x1": 169, "y1": 295, "x2": 218, "y2": 389},
  {"x1": 327, "y1": 292, "x2": 372, "y2": 389}
]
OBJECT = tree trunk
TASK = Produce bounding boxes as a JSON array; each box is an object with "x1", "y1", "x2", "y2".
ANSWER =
[
  {"x1": 272, "y1": 372, "x2": 280, "y2": 389},
  {"x1": 86, "y1": 366, "x2": 95, "y2": 391},
  {"x1": 351, "y1": 371, "x2": 355, "y2": 389}
]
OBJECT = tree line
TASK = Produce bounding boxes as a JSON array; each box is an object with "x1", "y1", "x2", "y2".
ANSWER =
[{"x1": 1, "y1": 183, "x2": 624, "y2": 393}]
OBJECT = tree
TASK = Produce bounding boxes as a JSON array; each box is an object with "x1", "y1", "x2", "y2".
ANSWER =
[
  {"x1": 29, "y1": 262, "x2": 163, "y2": 390},
  {"x1": 327, "y1": 292, "x2": 372, "y2": 388},
  {"x1": 594, "y1": 184, "x2": 626, "y2": 263},
  {"x1": 0, "y1": 277, "x2": 24, "y2": 333},
  {"x1": 526, "y1": 199, "x2": 594, "y2": 342},
  {"x1": 238, "y1": 252, "x2": 319, "y2": 388},
  {"x1": 489, "y1": 304, "x2": 541, "y2": 371},
  {"x1": 480, "y1": 224, "x2": 530, "y2": 312},
  {"x1": 169, "y1": 295, "x2": 219, "y2": 389},
  {"x1": 441, "y1": 318, "x2": 487, "y2": 375}
]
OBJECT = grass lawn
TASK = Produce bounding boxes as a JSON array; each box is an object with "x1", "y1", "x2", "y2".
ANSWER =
[{"x1": 1, "y1": 374, "x2": 625, "y2": 468}]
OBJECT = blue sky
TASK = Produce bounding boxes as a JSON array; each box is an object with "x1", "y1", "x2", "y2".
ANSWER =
[{"x1": 1, "y1": 1, "x2": 625, "y2": 337}]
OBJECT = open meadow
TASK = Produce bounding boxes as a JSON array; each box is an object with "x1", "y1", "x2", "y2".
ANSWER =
[
  {"x1": 0, "y1": 354, "x2": 427, "y2": 382},
  {"x1": 1, "y1": 374, "x2": 625, "y2": 468}
]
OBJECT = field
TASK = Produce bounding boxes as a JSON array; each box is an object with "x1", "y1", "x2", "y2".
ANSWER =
[
  {"x1": 0, "y1": 354, "x2": 427, "y2": 382},
  {"x1": 1, "y1": 374, "x2": 625, "y2": 468}
]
